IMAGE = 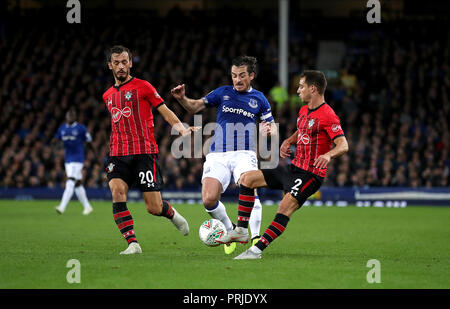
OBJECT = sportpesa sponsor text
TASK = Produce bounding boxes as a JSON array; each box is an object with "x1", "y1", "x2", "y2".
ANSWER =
[{"x1": 221, "y1": 105, "x2": 256, "y2": 118}]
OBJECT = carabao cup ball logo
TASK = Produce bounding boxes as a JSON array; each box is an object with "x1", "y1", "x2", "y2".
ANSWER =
[
  {"x1": 207, "y1": 229, "x2": 224, "y2": 243},
  {"x1": 199, "y1": 219, "x2": 226, "y2": 246}
]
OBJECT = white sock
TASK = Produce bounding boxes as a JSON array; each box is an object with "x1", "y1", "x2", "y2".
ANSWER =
[
  {"x1": 74, "y1": 185, "x2": 92, "y2": 210},
  {"x1": 205, "y1": 201, "x2": 234, "y2": 231},
  {"x1": 249, "y1": 196, "x2": 262, "y2": 239},
  {"x1": 59, "y1": 179, "x2": 75, "y2": 211}
]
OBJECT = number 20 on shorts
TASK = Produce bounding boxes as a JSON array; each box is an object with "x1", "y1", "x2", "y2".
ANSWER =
[{"x1": 139, "y1": 170, "x2": 155, "y2": 188}]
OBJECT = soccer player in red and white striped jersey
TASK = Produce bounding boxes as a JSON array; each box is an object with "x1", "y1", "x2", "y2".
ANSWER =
[
  {"x1": 103, "y1": 45, "x2": 196, "y2": 255},
  {"x1": 220, "y1": 70, "x2": 349, "y2": 259}
]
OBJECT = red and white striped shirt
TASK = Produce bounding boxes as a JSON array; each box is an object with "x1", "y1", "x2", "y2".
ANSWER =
[
  {"x1": 291, "y1": 103, "x2": 344, "y2": 178},
  {"x1": 102, "y1": 77, "x2": 164, "y2": 156}
]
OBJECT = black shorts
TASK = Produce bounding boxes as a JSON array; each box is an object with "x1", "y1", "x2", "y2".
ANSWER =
[
  {"x1": 106, "y1": 154, "x2": 164, "y2": 192},
  {"x1": 261, "y1": 164, "x2": 323, "y2": 205}
]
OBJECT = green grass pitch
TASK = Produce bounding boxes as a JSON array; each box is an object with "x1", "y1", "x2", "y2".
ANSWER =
[{"x1": 0, "y1": 199, "x2": 449, "y2": 289}]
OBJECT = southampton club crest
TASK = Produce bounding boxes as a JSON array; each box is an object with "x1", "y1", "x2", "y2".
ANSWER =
[
  {"x1": 307, "y1": 118, "x2": 315, "y2": 129},
  {"x1": 124, "y1": 91, "x2": 133, "y2": 101},
  {"x1": 106, "y1": 163, "x2": 115, "y2": 173}
]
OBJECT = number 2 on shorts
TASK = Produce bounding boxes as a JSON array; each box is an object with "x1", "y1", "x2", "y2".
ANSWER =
[{"x1": 290, "y1": 178, "x2": 302, "y2": 197}]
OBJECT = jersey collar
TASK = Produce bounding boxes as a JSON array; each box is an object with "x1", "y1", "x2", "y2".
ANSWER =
[
  {"x1": 232, "y1": 86, "x2": 253, "y2": 93},
  {"x1": 307, "y1": 102, "x2": 326, "y2": 114},
  {"x1": 113, "y1": 76, "x2": 134, "y2": 91}
]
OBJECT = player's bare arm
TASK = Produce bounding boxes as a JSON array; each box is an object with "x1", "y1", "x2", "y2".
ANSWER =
[
  {"x1": 170, "y1": 84, "x2": 206, "y2": 114},
  {"x1": 259, "y1": 122, "x2": 278, "y2": 137},
  {"x1": 156, "y1": 104, "x2": 200, "y2": 136},
  {"x1": 280, "y1": 130, "x2": 298, "y2": 158},
  {"x1": 313, "y1": 135, "x2": 349, "y2": 169}
]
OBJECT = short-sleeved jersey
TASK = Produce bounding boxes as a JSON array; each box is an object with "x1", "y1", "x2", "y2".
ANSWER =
[
  {"x1": 203, "y1": 86, "x2": 274, "y2": 153},
  {"x1": 102, "y1": 77, "x2": 164, "y2": 156},
  {"x1": 291, "y1": 102, "x2": 344, "y2": 178},
  {"x1": 56, "y1": 122, "x2": 92, "y2": 163}
]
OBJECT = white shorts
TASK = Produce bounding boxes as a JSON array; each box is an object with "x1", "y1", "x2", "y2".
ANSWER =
[
  {"x1": 65, "y1": 162, "x2": 84, "y2": 181},
  {"x1": 202, "y1": 150, "x2": 258, "y2": 193}
]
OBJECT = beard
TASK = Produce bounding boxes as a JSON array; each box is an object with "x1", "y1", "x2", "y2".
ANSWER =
[{"x1": 114, "y1": 69, "x2": 128, "y2": 82}]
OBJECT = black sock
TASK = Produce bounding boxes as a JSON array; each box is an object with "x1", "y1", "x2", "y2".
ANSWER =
[
  {"x1": 255, "y1": 213, "x2": 290, "y2": 251},
  {"x1": 160, "y1": 200, "x2": 175, "y2": 219},
  {"x1": 237, "y1": 185, "x2": 255, "y2": 228}
]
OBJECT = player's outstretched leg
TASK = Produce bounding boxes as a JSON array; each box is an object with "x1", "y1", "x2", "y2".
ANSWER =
[
  {"x1": 113, "y1": 202, "x2": 142, "y2": 255},
  {"x1": 234, "y1": 213, "x2": 289, "y2": 259},
  {"x1": 217, "y1": 184, "x2": 255, "y2": 245},
  {"x1": 162, "y1": 200, "x2": 189, "y2": 236},
  {"x1": 144, "y1": 191, "x2": 189, "y2": 236},
  {"x1": 235, "y1": 194, "x2": 297, "y2": 260}
]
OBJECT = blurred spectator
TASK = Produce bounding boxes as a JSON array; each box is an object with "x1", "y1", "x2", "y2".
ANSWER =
[{"x1": 269, "y1": 82, "x2": 289, "y2": 113}]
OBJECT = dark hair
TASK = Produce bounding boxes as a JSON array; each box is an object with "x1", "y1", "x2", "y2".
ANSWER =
[
  {"x1": 300, "y1": 70, "x2": 327, "y2": 95},
  {"x1": 106, "y1": 45, "x2": 132, "y2": 63},
  {"x1": 231, "y1": 55, "x2": 258, "y2": 76},
  {"x1": 66, "y1": 109, "x2": 77, "y2": 121}
]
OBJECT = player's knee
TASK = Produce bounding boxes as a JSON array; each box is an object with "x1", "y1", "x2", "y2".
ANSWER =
[
  {"x1": 66, "y1": 178, "x2": 76, "y2": 188},
  {"x1": 239, "y1": 172, "x2": 254, "y2": 188},
  {"x1": 109, "y1": 183, "x2": 127, "y2": 201},
  {"x1": 240, "y1": 171, "x2": 264, "y2": 188},
  {"x1": 202, "y1": 193, "x2": 219, "y2": 209}
]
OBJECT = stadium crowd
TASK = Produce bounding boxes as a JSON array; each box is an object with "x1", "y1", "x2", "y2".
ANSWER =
[{"x1": 0, "y1": 7, "x2": 448, "y2": 190}]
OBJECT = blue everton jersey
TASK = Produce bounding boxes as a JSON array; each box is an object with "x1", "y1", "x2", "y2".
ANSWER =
[
  {"x1": 203, "y1": 86, "x2": 274, "y2": 153},
  {"x1": 56, "y1": 122, "x2": 92, "y2": 163}
]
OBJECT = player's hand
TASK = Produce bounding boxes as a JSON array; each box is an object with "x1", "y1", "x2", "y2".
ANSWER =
[
  {"x1": 180, "y1": 126, "x2": 201, "y2": 137},
  {"x1": 280, "y1": 139, "x2": 292, "y2": 158},
  {"x1": 259, "y1": 121, "x2": 272, "y2": 137},
  {"x1": 313, "y1": 153, "x2": 331, "y2": 169},
  {"x1": 171, "y1": 84, "x2": 186, "y2": 101}
]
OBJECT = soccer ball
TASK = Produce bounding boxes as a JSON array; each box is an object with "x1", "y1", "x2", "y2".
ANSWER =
[{"x1": 199, "y1": 219, "x2": 227, "y2": 247}]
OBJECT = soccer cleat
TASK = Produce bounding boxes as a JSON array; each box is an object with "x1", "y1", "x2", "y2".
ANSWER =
[
  {"x1": 224, "y1": 242, "x2": 237, "y2": 255},
  {"x1": 217, "y1": 226, "x2": 249, "y2": 245},
  {"x1": 120, "y1": 242, "x2": 142, "y2": 255},
  {"x1": 251, "y1": 236, "x2": 260, "y2": 247},
  {"x1": 83, "y1": 207, "x2": 93, "y2": 215},
  {"x1": 171, "y1": 208, "x2": 189, "y2": 236},
  {"x1": 233, "y1": 246, "x2": 262, "y2": 260},
  {"x1": 55, "y1": 206, "x2": 64, "y2": 214}
]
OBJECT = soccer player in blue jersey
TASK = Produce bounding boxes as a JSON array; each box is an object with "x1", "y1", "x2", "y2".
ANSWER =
[
  {"x1": 171, "y1": 56, "x2": 277, "y2": 254},
  {"x1": 54, "y1": 109, "x2": 94, "y2": 215}
]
